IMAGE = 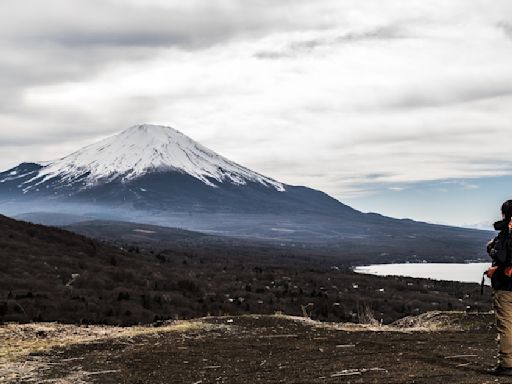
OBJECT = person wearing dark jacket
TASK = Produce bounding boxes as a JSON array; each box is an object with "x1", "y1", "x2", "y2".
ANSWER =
[{"x1": 488, "y1": 200, "x2": 512, "y2": 376}]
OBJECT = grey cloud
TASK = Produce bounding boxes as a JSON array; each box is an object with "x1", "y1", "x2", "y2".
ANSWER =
[
  {"x1": 498, "y1": 22, "x2": 512, "y2": 40},
  {"x1": 0, "y1": 0, "x2": 340, "y2": 124},
  {"x1": 363, "y1": 173, "x2": 396, "y2": 180},
  {"x1": 0, "y1": 0, "x2": 326, "y2": 50},
  {"x1": 254, "y1": 50, "x2": 292, "y2": 60},
  {"x1": 254, "y1": 25, "x2": 405, "y2": 59},
  {"x1": 334, "y1": 25, "x2": 402, "y2": 43},
  {"x1": 0, "y1": 38, "x2": 161, "y2": 118},
  {"x1": 387, "y1": 82, "x2": 512, "y2": 110},
  {"x1": 332, "y1": 127, "x2": 501, "y2": 150},
  {"x1": 302, "y1": 78, "x2": 512, "y2": 114},
  {"x1": 0, "y1": 132, "x2": 97, "y2": 148}
]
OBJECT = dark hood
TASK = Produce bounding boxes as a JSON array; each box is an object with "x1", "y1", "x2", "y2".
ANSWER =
[{"x1": 494, "y1": 219, "x2": 508, "y2": 231}]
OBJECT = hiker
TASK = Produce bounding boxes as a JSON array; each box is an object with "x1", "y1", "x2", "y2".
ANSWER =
[{"x1": 487, "y1": 200, "x2": 512, "y2": 376}]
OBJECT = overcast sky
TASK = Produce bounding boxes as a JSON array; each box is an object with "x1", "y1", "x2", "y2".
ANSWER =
[{"x1": 1, "y1": 0, "x2": 512, "y2": 226}]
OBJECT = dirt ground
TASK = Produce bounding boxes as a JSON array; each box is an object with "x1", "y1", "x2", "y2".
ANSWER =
[{"x1": 2, "y1": 312, "x2": 511, "y2": 384}]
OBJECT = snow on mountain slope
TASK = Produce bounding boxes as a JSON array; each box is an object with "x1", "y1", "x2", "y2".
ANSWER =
[{"x1": 21, "y1": 124, "x2": 285, "y2": 192}]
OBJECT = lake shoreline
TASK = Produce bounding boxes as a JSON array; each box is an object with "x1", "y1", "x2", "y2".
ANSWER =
[{"x1": 353, "y1": 261, "x2": 492, "y2": 285}]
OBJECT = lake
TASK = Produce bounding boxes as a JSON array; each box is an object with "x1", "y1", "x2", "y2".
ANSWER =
[{"x1": 353, "y1": 262, "x2": 492, "y2": 285}]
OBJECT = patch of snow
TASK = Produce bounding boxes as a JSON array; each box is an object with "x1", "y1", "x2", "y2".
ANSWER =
[
  {"x1": 0, "y1": 171, "x2": 38, "y2": 184},
  {"x1": 271, "y1": 228, "x2": 295, "y2": 232},
  {"x1": 22, "y1": 124, "x2": 285, "y2": 192},
  {"x1": 133, "y1": 229, "x2": 157, "y2": 234}
]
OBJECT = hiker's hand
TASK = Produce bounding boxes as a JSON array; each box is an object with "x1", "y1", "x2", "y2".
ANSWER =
[{"x1": 509, "y1": 218, "x2": 512, "y2": 231}]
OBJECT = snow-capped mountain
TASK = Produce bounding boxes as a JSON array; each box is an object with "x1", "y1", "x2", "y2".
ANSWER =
[
  {"x1": 9, "y1": 124, "x2": 284, "y2": 194},
  {"x1": 0, "y1": 124, "x2": 354, "y2": 218}
]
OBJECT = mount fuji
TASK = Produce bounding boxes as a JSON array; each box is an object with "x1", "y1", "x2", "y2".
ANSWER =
[
  {"x1": 0, "y1": 124, "x2": 356, "y2": 217},
  {"x1": 18, "y1": 124, "x2": 285, "y2": 193},
  {"x1": 0, "y1": 124, "x2": 491, "y2": 257}
]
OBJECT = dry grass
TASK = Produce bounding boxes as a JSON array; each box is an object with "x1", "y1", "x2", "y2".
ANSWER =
[
  {"x1": 274, "y1": 310, "x2": 477, "y2": 333},
  {"x1": 0, "y1": 320, "x2": 207, "y2": 361},
  {"x1": 0, "y1": 320, "x2": 210, "y2": 384},
  {"x1": 0, "y1": 311, "x2": 470, "y2": 364}
]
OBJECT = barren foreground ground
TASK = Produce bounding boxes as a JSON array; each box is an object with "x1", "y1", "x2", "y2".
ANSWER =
[{"x1": 1, "y1": 312, "x2": 509, "y2": 384}]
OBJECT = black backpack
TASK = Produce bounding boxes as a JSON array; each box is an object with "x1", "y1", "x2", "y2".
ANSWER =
[{"x1": 488, "y1": 232, "x2": 511, "y2": 266}]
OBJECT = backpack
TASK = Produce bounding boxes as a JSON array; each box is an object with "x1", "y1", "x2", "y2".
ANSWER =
[
  {"x1": 483, "y1": 228, "x2": 512, "y2": 294},
  {"x1": 488, "y1": 232, "x2": 511, "y2": 266}
]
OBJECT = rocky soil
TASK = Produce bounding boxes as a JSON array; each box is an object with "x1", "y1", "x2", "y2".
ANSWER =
[{"x1": 1, "y1": 311, "x2": 508, "y2": 384}]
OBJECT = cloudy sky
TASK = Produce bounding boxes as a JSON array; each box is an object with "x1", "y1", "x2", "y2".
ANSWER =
[{"x1": 1, "y1": 0, "x2": 512, "y2": 227}]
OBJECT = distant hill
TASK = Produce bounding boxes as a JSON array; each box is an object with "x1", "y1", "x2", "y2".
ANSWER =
[
  {"x1": 61, "y1": 218, "x2": 493, "y2": 265},
  {"x1": 15, "y1": 212, "x2": 97, "y2": 226},
  {"x1": 0, "y1": 215, "x2": 491, "y2": 325}
]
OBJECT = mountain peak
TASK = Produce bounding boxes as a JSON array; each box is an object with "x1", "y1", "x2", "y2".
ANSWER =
[
  {"x1": 121, "y1": 124, "x2": 186, "y2": 143},
  {"x1": 131, "y1": 123, "x2": 163, "y2": 130},
  {"x1": 125, "y1": 123, "x2": 179, "y2": 134},
  {"x1": 18, "y1": 124, "x2": 285, "y2": 192}
]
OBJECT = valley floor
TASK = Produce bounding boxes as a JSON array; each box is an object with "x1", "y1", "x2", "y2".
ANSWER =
[{"x1": 0, "y1": 311, "x2": 507, "y2": 384}]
